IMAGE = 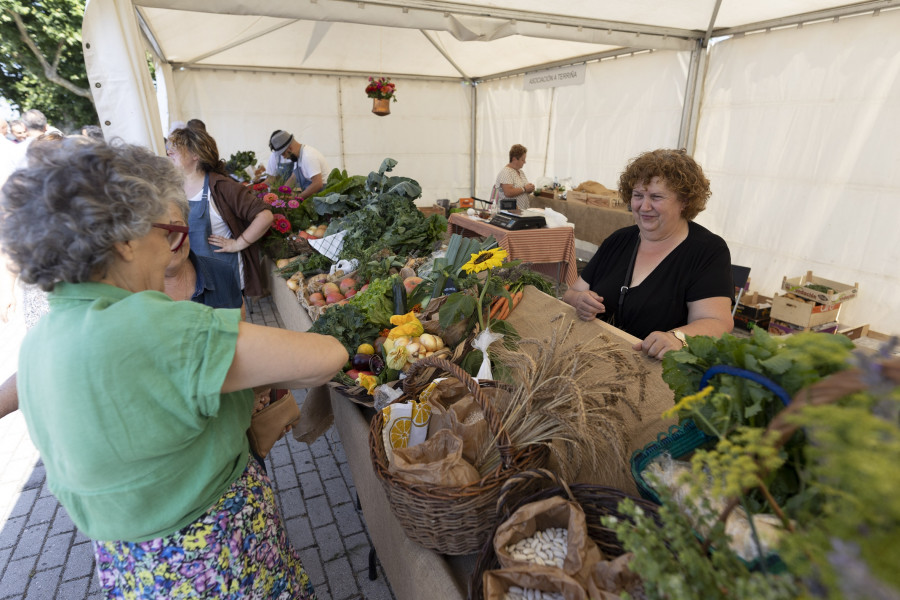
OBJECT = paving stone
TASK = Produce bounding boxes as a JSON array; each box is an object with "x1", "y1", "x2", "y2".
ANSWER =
[
  {"x1": 61, "y1": 541, "x2": 94, "y2": 581},
  {"x1": 268, "y1": 442, "x2": 292, "y2": 468},
  {"x1": 0, "y1": 545, "x2": 13, "y2": 582},
  {"x1": 7, "y1": 489, "x2": 37, "y2": 520},
  {"x1": 324, "y1": 557, "x2": 358, "y2": 600},
  {"x1": 73, "y1": 529, "x2": 90, "y2": 544},
  {"x1": 38, "y1": 481, "x2": 53, "y2": 499},
  {"x1": 273, "y1": 463, "x2": 299, "y2": 491},
  {"x1": 55, "y1": 576, "x2": 91, "y2": 600},
  {"x1": 285, "y1": 515, "x2": 314, "y2": 551},
  {"x1": 295, "y1": 453, "x2": 317, "y2": 474},
  {"x1": 20, "y1": 465, "x2": 44, "y2": 492},
  {"x1": 343, "y1": 532, "x2": 372, "y2": 573},
  {"x1": 279, "y1": 488, "x2": 306, "y2": 519},
  {"x1": 23, "y1": 565, "x2": 61, "y2": 600},
  {"x1": 298, "y1": 470, "x2": 323, "y2": 499},
  {"x1": 313, "y1": 523, "x2": 344, "y2": 563},
  {"x1": 11, "y1": 522, "x2": 49, "y2": 561},
  {"x1": 25, "y1": 496, "x2": 57, "y2": 526},
  {"x1": 0, "y1": 515, "x2": 26, "y2": 550},
  {"x1": 331, "y1": 442, "x2": 348, "y2": 465},
  {"x1": 36, "y1": 531, "x2": 73, "y2": 570},
  {"x1": 309, "y1": 436, "x2": 331, "y2": 458},
  {"x1": 314, "y1": 454, "x2": 341, "y2": 481},
  {"x1": 1, "y1": 555, "x2": 37, "y2": 597},
  {"x1": 331, "y1": 502, "x2": 364, "y2": 537},
  {"x1": 49, "y1": 507, "x2": 75, "y2": 536},
  {"x1": 323, "y1": 477, "x2": 351, "y2": 507},
  {"x1": 297, "y1": 547, "x2": 325, "y2": 587},
  {"x1": 305, "y1": 495, "x2": 334, "y2": 529}
]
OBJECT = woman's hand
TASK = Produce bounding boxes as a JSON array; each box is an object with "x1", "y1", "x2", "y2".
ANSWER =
[
  {"x1": 209, "y1": 234, "x2": 247, "y2": 253},
  {"x1": 567, "y1": 289, "x2": 606, "y2": 321},
  {"x1": 523, "y1": 182, "x2": 536, "y2": 194},
  {"x1": 633, "y1": 331, "x2": 683, "y2": 360}
]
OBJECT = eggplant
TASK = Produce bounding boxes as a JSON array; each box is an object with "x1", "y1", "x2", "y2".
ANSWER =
[{"x1": 351, "y1": 353, "x2": 385, "y2": 376}]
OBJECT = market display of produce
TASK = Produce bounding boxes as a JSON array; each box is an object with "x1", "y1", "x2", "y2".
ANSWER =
[{"x1": 260, "y1": 158, "x2": 899, "y2": 600}]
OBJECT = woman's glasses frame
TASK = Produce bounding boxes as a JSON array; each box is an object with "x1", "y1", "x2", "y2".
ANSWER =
[{"x1": 152, "y1": 223, "x2": 189, "y2": 253}]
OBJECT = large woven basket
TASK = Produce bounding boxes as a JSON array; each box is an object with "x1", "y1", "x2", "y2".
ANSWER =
[
  {"x1": 368, "y1": 356, "x2": 548, "y2": 555},
  {"x1": 468, "y1": 468, "x2": 661, "y2": 600}
]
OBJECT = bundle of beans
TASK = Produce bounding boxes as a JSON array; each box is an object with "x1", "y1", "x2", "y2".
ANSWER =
[
  {"x1": 504, "y1": 527, "x2": 569, "y2": 569},
  {"x1": 503, "y1": 587, "x2": 565, "y2": 600}
]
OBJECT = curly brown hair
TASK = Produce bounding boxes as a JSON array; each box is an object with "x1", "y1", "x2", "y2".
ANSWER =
[
  {"x1": 509, "y1": 144, "x2": 527, "y2": 162},
  {"x1": 617, "y1": 148, "x2": 711, "y2": 221}
]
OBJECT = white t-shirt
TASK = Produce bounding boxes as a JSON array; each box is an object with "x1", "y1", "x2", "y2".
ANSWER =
[
  {"x1": 189, "y1": 188, "x2": 245, "y2": 289},
  {"x1": 266, "y1": 145, "x2": 330, "y2": 189}
]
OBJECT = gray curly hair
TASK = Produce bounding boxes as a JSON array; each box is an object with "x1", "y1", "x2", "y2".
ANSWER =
[{"x1": 0, "y1": 138, "x2": 185, "y2": 291}]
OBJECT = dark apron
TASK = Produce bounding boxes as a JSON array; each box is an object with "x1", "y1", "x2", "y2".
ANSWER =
[
  {"x1": 292, "y1": 147, "x2": 313, "y2": 191},
  {"x1": 188, "y1": 174, "x2": 241, "y2": 287}
]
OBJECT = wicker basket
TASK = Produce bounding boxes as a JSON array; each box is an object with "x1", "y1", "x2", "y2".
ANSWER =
[
  {"x1": 468, "y1": 468, "x2": 661, "y2": 600},
  {"x1": 368, "y1": 356, "x2": 548, "y2": 555}
]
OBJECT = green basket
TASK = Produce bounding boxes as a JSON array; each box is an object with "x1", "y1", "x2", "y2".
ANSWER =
[{"x1": 630, "y1": 419, "x2": 713, "y2": 504}]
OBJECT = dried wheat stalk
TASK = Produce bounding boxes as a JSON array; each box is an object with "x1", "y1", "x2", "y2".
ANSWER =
[{"x1": 475, "y1": 316, "x2": 645, "y2": 482}]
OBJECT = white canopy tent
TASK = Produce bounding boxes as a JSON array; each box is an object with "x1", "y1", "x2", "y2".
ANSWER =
[{"x1": 82, "y1": 0, "x2": 900, "y2": 333}]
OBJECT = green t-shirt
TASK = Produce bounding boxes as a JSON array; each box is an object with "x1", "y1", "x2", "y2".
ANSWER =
[{"x1": 18, "y1": 282, "x2": 253, "y2": 542}]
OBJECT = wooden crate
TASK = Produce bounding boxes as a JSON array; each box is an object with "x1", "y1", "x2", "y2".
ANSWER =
[
  {"x1": 781, "y1": 271, "x2": 858, "y2": 304},
  {"x1": 768, "y1": 318, "x2": 839, "y2": 336},
  {"x1": 735, "y1": 292, "x2": 772, "y2": 321},
  {"x1": 771, "y1": 293, "x2": 841, "y2": 328}
]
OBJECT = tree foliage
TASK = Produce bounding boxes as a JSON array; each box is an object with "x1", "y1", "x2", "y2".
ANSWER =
[{"x1": 0, "y1": 0, "x2": 97, "y2": 131}]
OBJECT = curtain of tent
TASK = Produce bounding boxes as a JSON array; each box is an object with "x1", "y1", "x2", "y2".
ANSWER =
[
  {"x1": 694, "y1": 10, "x2": 900, "y2": 333},
  {"x1": 475, "y1": 50, "x2": 691, "y2": 199},
  {"x1": 170, "y1": 70, "x2": 471, "y2": 203}
]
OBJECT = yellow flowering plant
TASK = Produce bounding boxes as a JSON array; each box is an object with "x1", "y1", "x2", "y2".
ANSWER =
[{"x1": 459, "y1": 247, "x2": 510, "y2": 331}]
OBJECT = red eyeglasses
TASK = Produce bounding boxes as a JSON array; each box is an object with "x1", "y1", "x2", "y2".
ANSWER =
[{"x1": 152, "y1": 223, "x2": 190, "y2": 252}]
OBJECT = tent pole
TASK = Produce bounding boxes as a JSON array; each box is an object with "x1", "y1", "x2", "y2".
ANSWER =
[
  {"x1": 543, "y1": 87, "x2": 556, "y2": 179},
  {"x1": 338, "y1": 77, "x2": 347, "y2": 172},
  {"x1": 679, "y1": 0, "x2": 722, "y2": 152},
  {"x1": 470, "y1": 82, "x2": 477, "y2": 197}
]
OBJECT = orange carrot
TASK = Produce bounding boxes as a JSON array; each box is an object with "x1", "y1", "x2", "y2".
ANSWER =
[
  {"x1": 511, "y1": 290, "x2": 524, "y2": 309},
  {"x1": 498, "y1": 304, "x2": 510, "y2": 320},
  {"x1": 489, "y1": 297, "x2": 506, "y2": 319}
]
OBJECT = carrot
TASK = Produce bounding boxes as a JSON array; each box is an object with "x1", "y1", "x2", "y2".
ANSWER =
[
  {"x1": 498, "y1": 304, "x2": 510, "y2": 320},
  {"x1": 489, "y1": 297, "x2": 506, "y2": 319},
  {"x1": 511, "y1": 290, "x2": 524, "y2": 308}
]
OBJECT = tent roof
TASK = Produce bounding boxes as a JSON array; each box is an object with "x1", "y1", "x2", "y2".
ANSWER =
[{"x1": 134, "y1": 0, "x2": 888, "y2": 80}]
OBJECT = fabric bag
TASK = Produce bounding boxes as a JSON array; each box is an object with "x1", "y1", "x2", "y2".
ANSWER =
[{"x1": 248, "y1": 389, "x2": 300, "y2": 458}]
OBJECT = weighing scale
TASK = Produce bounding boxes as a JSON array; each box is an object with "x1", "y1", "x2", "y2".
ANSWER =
[{"x1": 488, "y1": 209, "x2": 546, "y2": 230}]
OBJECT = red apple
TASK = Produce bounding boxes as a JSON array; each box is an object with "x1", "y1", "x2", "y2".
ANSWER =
[
  {"x1": 325, "y1": 292, "x2": 345, "y2": 304},
  {"x1": 339, "y1": 277, "x2": 357, "y2": 294},
  {"x1": 346, "y1": 369, "x2": 361, "y2": 380},
  {"x1": 308, "y1": 292, "x2": 324, "y2": 304},
  {"x1": 403, "y1": 276, "x2": 423, "y2": 294},
  {"x1": 322, "y1": 282, "x2": 341, "y2": 297},
  {"x1": 344, "y1": 288, "x2": 357, "y2": 298}
]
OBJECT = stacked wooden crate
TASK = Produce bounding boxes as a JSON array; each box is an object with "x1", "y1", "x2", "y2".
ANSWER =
[{"x1": 768, "y1": 271, "x2": 859, "y2": 336}]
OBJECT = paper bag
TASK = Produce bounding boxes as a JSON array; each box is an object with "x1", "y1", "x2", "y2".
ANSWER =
[
  {"x1": 291, "y1": 384, "x2": 334, "y2": 444},
  {"x1": 483, "y1": 567, "x2": 586, "y2": 600},
  {"x1": 389, "y1": 429, "x2": 480, "y2": 486},
  {"x1": 494, "y1": 496, "x2": 602, "y2": 589}
]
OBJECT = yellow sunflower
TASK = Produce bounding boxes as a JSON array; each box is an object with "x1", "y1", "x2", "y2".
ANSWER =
[{"x1": 461, "y1": 248, "x2": 508, "y2": 274}]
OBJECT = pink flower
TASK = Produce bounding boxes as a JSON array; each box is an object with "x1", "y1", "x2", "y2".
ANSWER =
[
  {"x1": 253, "y1": 183, "x2": 268, "y2": 191},
  {"x1": 278, "y1": 185, "x2": 292, "y2": 194},
  {"x1": 288, "y1": 199, "x2": 300, "y2": 209},
  {"x1": 272, "y1": 215, "x2": 291, "y2": 233},
  {"x1": 263, "y1": 193, "x2": 278, "y2": 205}
]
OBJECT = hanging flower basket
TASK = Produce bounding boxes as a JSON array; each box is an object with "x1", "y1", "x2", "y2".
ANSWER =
[
  {"x1": 372, "y1": 98, "x2": 391, "y2": 116},
  {"x1": 366, "y1": 76, "x2": 397, "y2": 117}
]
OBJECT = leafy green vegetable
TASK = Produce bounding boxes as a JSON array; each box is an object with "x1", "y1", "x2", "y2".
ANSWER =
[
  {"x1": 308, "y1": 303, "x2": 381, "y2": 357},
  {"x1": 348, "y1": 275, "x2": 395, "y2": 328},
  {"x1": 224, "y1": 150, "x2": 257, "y2": 181}
]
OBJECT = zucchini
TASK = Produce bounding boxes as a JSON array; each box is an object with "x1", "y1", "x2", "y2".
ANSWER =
[{"x1": 393, "y1": 278, "x2": 408, "y2": 315}]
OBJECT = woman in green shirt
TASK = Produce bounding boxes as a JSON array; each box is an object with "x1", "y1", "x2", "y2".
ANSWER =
[{"x1": 0, "y1": 137, "x2": 348, "y2": 599}]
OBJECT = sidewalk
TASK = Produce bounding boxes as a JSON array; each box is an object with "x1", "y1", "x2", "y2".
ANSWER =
[{"x1": 0, "y1": 296, "x2": 396, "y2": 600}]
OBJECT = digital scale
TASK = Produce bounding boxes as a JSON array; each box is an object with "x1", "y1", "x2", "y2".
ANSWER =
[{"x1": 488, "y1": 209, "x2": 547, "y2": 230}]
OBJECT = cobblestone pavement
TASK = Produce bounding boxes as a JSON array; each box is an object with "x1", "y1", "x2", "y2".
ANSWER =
[{"x1": 0, "y1": 296, "x2": 396, "y2": 600}]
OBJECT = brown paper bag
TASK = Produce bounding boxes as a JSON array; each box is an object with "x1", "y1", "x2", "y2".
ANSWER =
[
  {"x1": 291, "y1": 385, "x2": 334, "y2": 444},
  {"x1": 494, "y1": 496, "x2": 602, "y2": 589},
  {"x1": 586, "y1": 553, "x2": 643, "y2": 599},
  {"x1": 483, "y1": 567, "x2": 586, "y2": 600},
  {"x1": 429, "y1": 377, "x2": 470, "y2": 409},
  {"x1": 248, "y1": 389, "x2": 300, "y2": 458},
  {"x1": 389, "y1": 429, "x2": 480, "y2": 486}
]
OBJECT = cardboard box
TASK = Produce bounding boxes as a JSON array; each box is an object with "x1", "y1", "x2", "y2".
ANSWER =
[
  {"x1": 567, "y1": 190, "x2": 622, "y2": 208},
  {"x1": 771, "y1": 294, "x2": 841, "y2": 328},
  {"x1": 734, "y1": 314, "x2": 770, "y2": 332},
  {"x1": 768, "y1": 319, "x2": 839, "y2": 336},
  {"x1": 735, "y1": 292, "x2": 771, "y2": 321},
  {"x1": 781, "y1": 271, "x2": 858, "y2": 304},
  {"x1": 418, "y1": 205, "x2": 445, "y2": 218}
]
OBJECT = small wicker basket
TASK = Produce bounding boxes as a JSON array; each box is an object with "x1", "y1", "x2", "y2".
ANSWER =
[{"x1": 368, "y1": 356, "x2": 548, "y2": 555}]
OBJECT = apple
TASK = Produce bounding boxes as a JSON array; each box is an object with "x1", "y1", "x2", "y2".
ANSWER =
[
  {"x1": 403, "y1": 276, "x2": 423, "y2": 295},
  {"x1": 308, "y1": 292, "x2": 324, "y2": 304},
  {"x1": 344, "y1": 288, "x2": 357, "y2": 298},
  {"x1": 359, "y1": 283, "x2": 369, "y2": 292},
  {"x1": 325, "y1": 292, "x2": 345, "y2": 304},
  {"x1": 322, "y1": 282, "x2": 341, "y2": 297},
  {"x1": 339, "y1": 277, "x2": 357, "y2": 294},
  {"x1": 346, "y1": 369, "x2": 361, "y2": 380}
]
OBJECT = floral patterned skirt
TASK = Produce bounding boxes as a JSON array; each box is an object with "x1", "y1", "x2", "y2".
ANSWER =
[{"x1": 93, "y1": 457, "x2": 315, "y2": 599}]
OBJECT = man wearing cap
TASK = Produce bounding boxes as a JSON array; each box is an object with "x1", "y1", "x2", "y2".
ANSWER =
[{"x1": 267, "y1": 130, "x2": 330, "y2": 200}]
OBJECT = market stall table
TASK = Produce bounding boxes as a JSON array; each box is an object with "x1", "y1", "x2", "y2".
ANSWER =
[
  {"x1": 267, "y1": 272, "x2": 675, "y2": 600},
  {"x1": 448, "y1": 213, "x2": 578, "y2": 287},
  {"x1": 529, "y1": 195, "x2": 634, "y2": 249}
]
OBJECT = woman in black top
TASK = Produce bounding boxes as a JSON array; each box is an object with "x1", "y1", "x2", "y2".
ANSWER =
[{"x1": 563, "y1": 149, "x2": 734, "y2": 359}]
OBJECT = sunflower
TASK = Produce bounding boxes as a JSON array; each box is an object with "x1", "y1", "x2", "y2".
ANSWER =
[{"x1": 461, "y1": 248, "x2": 508, "y2": 274}]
